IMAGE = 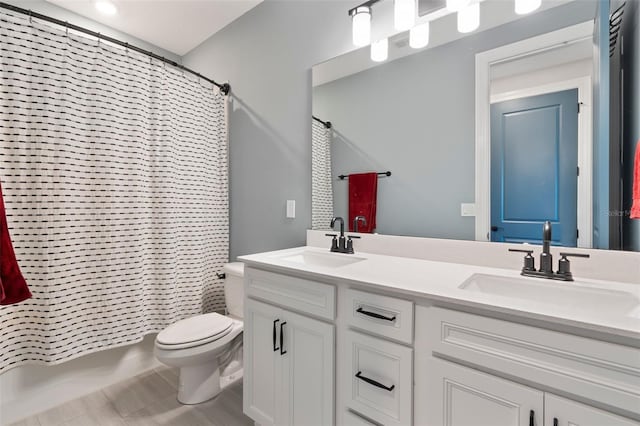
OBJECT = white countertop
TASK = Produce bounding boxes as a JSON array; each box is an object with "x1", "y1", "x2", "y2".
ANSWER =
[{"x1": 239, "y1": 246, "x2": 640, "y2": 342}]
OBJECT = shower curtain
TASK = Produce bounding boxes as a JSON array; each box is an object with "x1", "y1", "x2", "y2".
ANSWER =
[
  {"x1": 312, "y1": 120, "x2": 334, "y2": 229},
  {"x1": 0, "y1": 10, "x2": 228, "y2": 372}
]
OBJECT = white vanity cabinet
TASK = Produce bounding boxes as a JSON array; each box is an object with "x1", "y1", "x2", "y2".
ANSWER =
[
  {"x1": 243, "y1": 269, "x2": 335, "y2": 426},
  {"x1": 416, "y1": 306, "x2": 640, "y2": 426},
  {"x1": 240, "y1": 250, "x2": 640, "y2": 426}
]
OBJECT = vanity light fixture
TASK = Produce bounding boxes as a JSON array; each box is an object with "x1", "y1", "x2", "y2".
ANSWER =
[
  {"x1": 95, "y1": 0, "x2": 117, "y2": 16},
  {"x1": 514, "y1": 0, "x2": 541, "y2": 15},
  {"x1": 446, "y1": 0, "x2": 471, "y2": 12},
  {"x1": 394, "y1": 0, "x2": 416, "y2": 31},
  {"x1": 351, "y1": 5, "x2": 372, "y2": 47},
  {"x1": 457, "y1": 2, "x2": 480, "y2": 33},
  {"x1": 409, "y1": 21, "x2": 430, "y2": 49},
  {"x1": 371, "y1": 38, "x2": 389, "y2": 62}
]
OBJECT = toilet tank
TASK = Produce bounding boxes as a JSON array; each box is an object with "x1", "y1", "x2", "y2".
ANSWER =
[{"x1": 223, "y1": 262, "x2": 244, "y2": 318}]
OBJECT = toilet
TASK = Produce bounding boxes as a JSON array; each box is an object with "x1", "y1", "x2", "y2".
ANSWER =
[{"x1": 154, "y1": 262, "x2": 244, "y2": 405}]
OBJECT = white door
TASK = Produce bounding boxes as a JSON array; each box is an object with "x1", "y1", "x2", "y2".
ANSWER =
[
  {"x1": 243, "y1": 298, "x2": 281, "y2": 426},
  {"x1": 545, "y1": 394, "x2": 640, "y2": 426},
  {"x1": 280, "y1": 309, "x2": 335, "y2": 426},
  {"x1": 424, "y1": 357, "x2": 544, "y2": 426}
]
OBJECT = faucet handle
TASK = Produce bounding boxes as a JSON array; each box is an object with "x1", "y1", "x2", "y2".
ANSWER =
[
  {"x1": 325, "y1": 233, "x2": 338, "y2": 252},
  {"x1": 557, "y1": 252, "x2": 589, "y2": 280},
  {"x1": 558, "y1": 252, "x2": 590, "y2": 258},
  {"x1": 345, "y1": 235, "x2": 360, "y2": 254},
  {"x1": 508, "y1": 248, "x2": 535, "y2": 272}
]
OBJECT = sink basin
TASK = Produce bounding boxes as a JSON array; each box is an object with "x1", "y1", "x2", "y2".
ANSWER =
[
  {"x1": 459, "y1": 274, "x2": 640, "y2": 316},
  {"x1": 277, "y1": 250, "x2": 366, "y2": 268}
]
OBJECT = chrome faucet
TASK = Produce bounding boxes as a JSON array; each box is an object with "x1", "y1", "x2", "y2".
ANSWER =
[
  {"x1": 353, "y1": 216, "x2": 367, "y2": 232},
  {"x1": 326, "y1": 216, "x2": 360, "y2": 254},
  {"x1": 509, "y1": 221, "x2": 589, "y2": 281}
]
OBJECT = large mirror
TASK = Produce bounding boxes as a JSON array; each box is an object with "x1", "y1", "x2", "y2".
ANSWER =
[{"x1": 311, "y1": 0, "x2": 639, "y2": 251}]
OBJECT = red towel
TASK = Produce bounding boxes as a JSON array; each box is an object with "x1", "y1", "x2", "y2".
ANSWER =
[
  {"x1": 0, "y1": 180, "x2": 31, "y2": 305},
  {"x1": 348, "y1": 172, "x2": 377, "y2": 233},
  {"x1": 632, "y1": 140, "x2": 640, "y2": 219}
]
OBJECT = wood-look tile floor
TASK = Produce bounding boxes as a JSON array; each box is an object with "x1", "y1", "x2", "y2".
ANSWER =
[{"x1": 9, "y1": 367, "x2": 254, "y2": 426}]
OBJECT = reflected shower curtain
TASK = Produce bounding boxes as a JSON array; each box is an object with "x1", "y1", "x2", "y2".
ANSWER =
[
  {"x1": 312, "y1": 120, "x2": 334, "y2": 229},
  {"x1": 0, "y1": 10, "x2": 228, "y2": 372}
]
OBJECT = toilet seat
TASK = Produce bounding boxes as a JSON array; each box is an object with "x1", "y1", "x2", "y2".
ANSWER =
[{"x1": 157, "y1": 313, "x2": 234, "y2": 350}]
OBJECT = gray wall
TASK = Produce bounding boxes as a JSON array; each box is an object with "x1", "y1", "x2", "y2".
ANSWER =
[
  {"x1": 3, "y1": 0, "x2": 180, "y2": 61},
  {"x1": 313, "y1": 2, "x2": 596, "y2": 240},
  {"x1": 184, "y1": 1, "x2": 354, "y2": 259}
]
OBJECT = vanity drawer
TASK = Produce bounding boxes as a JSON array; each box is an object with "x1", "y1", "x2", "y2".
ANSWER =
[
  {"x1": 245, "y1": 267, "x2": 336, "y2": 320},
  {"x1": 424, "y1": 306, "x2": 640, "y2": 416},
  {"x1": 345, "y1": 330, "x2": 413, "y2": 426},
  {"x1": 345, "y1": 288, "x2": 414, "y2": 344}
]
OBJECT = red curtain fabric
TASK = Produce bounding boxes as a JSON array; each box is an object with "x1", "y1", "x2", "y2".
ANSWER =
[
  {"x1": 348, "y1": 172, "x2": 378, "y2": 233},
  {"x1": 631, "y1": 141, "x2": 640, "y2": 219},
  {"x1": 0, "y1": 180, "x2": 31, "y2": 305}
]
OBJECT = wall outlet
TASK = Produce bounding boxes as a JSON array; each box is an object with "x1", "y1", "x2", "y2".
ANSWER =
[
  {"x1": 286, "y1": 200, "x2": 295, "y2": 218},
  {"x1": 460, "y1": 203, "x2": 476, "y2": 217}
]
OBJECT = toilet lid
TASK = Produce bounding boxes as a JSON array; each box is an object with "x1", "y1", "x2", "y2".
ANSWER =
[{"x1": 157, "y1": 313, "x2": 233, "y2": 346}]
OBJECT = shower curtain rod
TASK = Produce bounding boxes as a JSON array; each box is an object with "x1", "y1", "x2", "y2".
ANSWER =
[
  {"x1": 0, "y1": 1, "x2": 231, "y2": 95},
  {"x1": 313, "y1": 115, "x2": 332, "y2": 129}
]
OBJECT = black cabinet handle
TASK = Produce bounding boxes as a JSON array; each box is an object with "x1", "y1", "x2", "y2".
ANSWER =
[
  {"x1": 355, "y1": 371, "x2": 395, "y2": 392},
  {"x1": 280, "y1": 322, "x2": 287, "y2": 355},
  {"x1": 273, "y1": 319, "x2": 279, "y2": 352},
  {"x1": 529, "y1": 410, "x2": 535, "y2": 426},
  {"x1": 553, "y1": 418, "x2": 558, "y2": 426},
  {"x1": 356, "y1": 307, "x2": 396, "y2": 322}
]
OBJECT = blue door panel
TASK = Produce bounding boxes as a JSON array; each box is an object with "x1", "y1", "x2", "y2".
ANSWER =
[
  {"x1": 502, "y1": 106, "x2": 560, "y2": 221},
  {"x1": 491, "y1": 89, "x2": 578, "y2": 247}
]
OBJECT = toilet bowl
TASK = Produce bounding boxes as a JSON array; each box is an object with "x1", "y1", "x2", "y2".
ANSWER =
[{"x1": 154, "y1": 262, "x2": 244, "y2": 405}]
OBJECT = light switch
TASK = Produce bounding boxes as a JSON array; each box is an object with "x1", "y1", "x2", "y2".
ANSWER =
[
  {"x1": 460, "y1": 203, "x2": 476, "y2": 217},
  {"x1": 286, "y1": 200, "x2": 295, "y2": 218}
]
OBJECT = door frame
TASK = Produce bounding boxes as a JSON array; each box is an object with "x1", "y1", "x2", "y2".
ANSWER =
[{"x1": 475, "y1": 21, "x2": 594, "y2": 248}]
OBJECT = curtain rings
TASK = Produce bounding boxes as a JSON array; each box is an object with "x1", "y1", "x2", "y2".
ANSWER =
[
  {"x1": 28, "y1": 9, "x2": 32, "y2": 24},
  {"x1": 65, "y1": 21, "x2": 68, "y2": 36}
]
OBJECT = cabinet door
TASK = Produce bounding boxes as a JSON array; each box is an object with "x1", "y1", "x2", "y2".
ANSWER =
[
  {"x1": 280, "y1": 308, "x2": 335, "y2": 426},
  {"x1": 545, "y1": 394, "x2": 640, "y2": 426},
  {"x1": 424, "y1": 357, "x2": 543, "y2": 426},
  {"x1": 243, "y1": 298, "x2": 281, "y2": 426}
]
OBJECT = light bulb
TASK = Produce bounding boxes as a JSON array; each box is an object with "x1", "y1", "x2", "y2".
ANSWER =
[
  {"x1": 95, "y1": 0, "x2": 117, "y2": 15},
  {"x1": 409, "y1": 22, "x2": 430, "y2": 49},
  {"x1": 352, "y1": 6, "x2": 371, "y2": 47},
  {"x1": 457, "y1": 2, "x2": 479, "y2": 33},
  {"x1": 394, "y1": 0, "x2": 416, "y2": 31},
  {"x1": 371, "y1": 38, "x2": 388, "y2": 62},
  {"x1": 446, "y1": 0, "x2": 470, "y2": 12},
  {"x1": 515, "y1": 0, "x2": 541, "y2": 15}
]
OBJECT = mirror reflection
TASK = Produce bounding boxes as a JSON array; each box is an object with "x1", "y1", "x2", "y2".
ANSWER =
[{"x1": 311, "y1": 0, "x2": 639, "y2": 251}]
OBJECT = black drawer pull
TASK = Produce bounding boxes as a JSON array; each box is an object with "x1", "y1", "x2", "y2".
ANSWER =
[
  {"x1": 529, "y1": 410, "x2": 535, "y2": 426},
  {"x1": 553, "y1": 418, "x2": 558, "y2": 426},
  {"x1": 356, "y1": 307, "x2": 396, "y2": 322},
  {"x1": 280, "y1": 322, "x2": 287, "y2": 355},
  {"x1": 273, "y1": 319, "x2": 279, "y2": 352},
  {"x1": 355, "y1": 371, "x2": 395, "y2": 392}
]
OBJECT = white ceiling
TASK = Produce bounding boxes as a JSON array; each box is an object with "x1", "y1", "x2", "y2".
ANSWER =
[{"x1": 45, "y1": 0, "x2": 263, "y2": 56}]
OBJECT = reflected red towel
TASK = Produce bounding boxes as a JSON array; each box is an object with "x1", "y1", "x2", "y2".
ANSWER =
[
  {"x1": 632, "y1": 141, "x2": 640, "y2": 219},
  {"x1": 0, "y1": 180, "x2": 31, "y2": 305},
  {"x1": 348, "y1": 172, "x2": 377, "y2": 233}
]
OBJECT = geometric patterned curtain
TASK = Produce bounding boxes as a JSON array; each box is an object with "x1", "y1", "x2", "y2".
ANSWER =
[
  {"x1": 0, "y1": 9, "x2": 228, "y2": 373},
  {"x1": 311, "y1": 119, "x2": 333, "y2": 230}
]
